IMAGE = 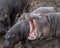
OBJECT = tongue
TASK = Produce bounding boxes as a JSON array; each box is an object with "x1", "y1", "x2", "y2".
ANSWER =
[{"x1": 28, "y1": 20, "x2": 37, "y2": 40}]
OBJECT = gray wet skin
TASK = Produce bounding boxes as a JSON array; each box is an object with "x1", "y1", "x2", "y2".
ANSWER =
[
  {"x1": 20, "y1": 12, "x2": 60, "y2": 48},
  {"x1": 4, "y1": 20, "x2": 34, "y2": 48},
  {"x1": 31, "y1": 7, "x2": 56, "y2": 15},
  {"x1": 31, "y1": 12, "x2": 60, "y2": 48},
  {"x1": 3, "y1": 6, "x2": 57, "y2": 48}
]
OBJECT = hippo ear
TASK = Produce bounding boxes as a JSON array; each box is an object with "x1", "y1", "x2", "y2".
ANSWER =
[
  {"x1": 23, "y1": 13, "x2": 34, "y2": 20},
  {"x1": 25, "y1": 13, "x2": 40, "y2": 20}
]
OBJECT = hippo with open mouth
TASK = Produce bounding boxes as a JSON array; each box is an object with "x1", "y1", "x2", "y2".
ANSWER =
[
  {"x1": 3, "y1": 14, "x2": 39, "y2": 48},
  {"x1": 19, "y1": 12, "x2": 60, "y2": 48}
]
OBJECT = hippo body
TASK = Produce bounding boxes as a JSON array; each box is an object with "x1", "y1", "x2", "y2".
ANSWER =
[
  {"x1": 44, "y1": 12, "x2": 60, "y2": 48},
  {"x1": 46, "y1": 13, "x2": 60, "y2": 37}
]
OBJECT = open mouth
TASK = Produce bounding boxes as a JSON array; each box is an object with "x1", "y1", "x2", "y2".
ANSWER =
[{"x1": 28, "y1": 20, "x2": 37, "y2": 40}]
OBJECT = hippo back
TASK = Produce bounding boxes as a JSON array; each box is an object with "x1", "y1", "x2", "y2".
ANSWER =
[{"x1": 31, "y1": 7, "x2": 56, "y2": 15}]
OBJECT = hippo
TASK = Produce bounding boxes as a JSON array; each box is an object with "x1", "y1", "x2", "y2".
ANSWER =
[
  {"x1": 17, "y1": 12, "x2": 60, "y2": 48},
  {"x1": 4, "y1": 12, "x2": 60, "y2": 48},
  {"x1": 0, "y1": 0, "x2": 31, "y2": 36},
  {"x1": 4, "y1": 12, "x2": 47, "y2": 48}
]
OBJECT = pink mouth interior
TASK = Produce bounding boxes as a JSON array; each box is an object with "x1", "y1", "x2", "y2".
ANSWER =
[
  {"x1": 29, "y1": 20, "x2": 35, "y2": 34},
  {"x1": 28, "y1": 20, "x2": 37, "y2": 40}
]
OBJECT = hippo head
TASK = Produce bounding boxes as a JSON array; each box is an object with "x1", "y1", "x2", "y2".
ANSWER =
[
  {"x1": 4, "y1": 31, "x2": 20, "y2": 48},
  {"x1": 32, "y1": 14, "x2": 51, "y2": 39},
  {"x1": 23, "y1": 13, "x2": 51, "y2": 40}
]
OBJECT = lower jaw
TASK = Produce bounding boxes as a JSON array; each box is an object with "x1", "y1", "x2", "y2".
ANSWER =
[{"x1": 28, "y1": 35, "x2": 37, "y2": 40}]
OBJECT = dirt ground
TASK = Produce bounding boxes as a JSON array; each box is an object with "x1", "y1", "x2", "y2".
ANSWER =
[
  {"x1": 0, "y1": 37, "x2": 56, "y2": 48},
  {"x1": 0, "y1": 0, "x2": 60, "y2": 48}
]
